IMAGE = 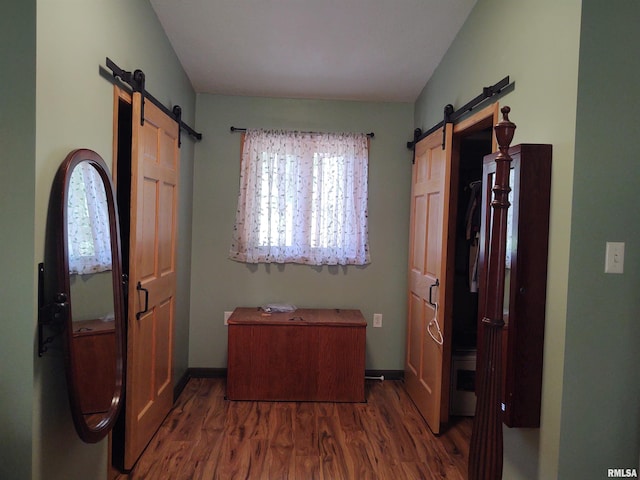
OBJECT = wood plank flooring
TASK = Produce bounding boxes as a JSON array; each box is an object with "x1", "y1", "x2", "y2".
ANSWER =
[{"x1": 116, "y1": 377, "x2": 472, "y2": 479}]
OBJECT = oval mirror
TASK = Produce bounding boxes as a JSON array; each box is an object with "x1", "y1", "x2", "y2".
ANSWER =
[{"x1": 41, "y1": 149, "x2": 125, "y2": 443}]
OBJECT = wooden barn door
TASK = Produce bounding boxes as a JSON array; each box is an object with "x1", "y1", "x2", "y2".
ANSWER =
[
  {"x1": 404, "y1": 125, "x2": 454, "y2": 434},
  {"x1": 124, "y1": 92, "x2": 179, "y2": 469}
]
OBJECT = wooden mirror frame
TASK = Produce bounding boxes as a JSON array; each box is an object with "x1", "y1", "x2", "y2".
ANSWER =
[{"x1": 39, "y1": 148, "x2": 125, "y2": 443}]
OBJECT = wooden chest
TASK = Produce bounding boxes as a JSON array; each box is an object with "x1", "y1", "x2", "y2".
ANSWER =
[
  {"x1": 227, "y1": 308, "x2": 367, "y2": 402},
  {"x1": 72, "y1": 318, "x2": 117, "y2": 414}
]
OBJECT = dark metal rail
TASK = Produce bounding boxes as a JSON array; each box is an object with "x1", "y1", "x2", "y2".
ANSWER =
[
  {"x1": 105, "y1": 57, "x2": 202, "y2": 145},
  {"x1": 406, "y1": 76, "x2": 513, "y2": 151}
]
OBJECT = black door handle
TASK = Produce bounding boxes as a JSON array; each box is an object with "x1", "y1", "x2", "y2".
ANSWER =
[
  {"x1": 428, "y1": 279, "x2": 440, "y2": 307},
  {"x1": 136, "y1": 281, "x2": 149, "y2": 319}
]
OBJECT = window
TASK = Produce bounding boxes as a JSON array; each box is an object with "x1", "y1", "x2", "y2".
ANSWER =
[{"x1": 229, "y1": 129, "x2": 370, "y2": 265}]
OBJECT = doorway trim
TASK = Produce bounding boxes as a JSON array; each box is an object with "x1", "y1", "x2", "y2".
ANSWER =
[{"x1": 444, "y1": 102, "x2": 499, "y2": 422}]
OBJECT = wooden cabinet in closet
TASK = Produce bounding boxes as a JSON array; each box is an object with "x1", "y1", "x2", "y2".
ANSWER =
[{"x1": 477, "y1": 144, "x2": 552, "y2": 428}]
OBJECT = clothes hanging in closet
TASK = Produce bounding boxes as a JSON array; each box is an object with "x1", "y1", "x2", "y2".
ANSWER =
[{"x1": 465, "y1": 181, "x2": 482, "y2": 292}]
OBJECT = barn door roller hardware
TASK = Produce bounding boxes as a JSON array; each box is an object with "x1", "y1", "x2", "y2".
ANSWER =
[
  {"x1": 104, "y1": 57, "x2": 202, "y2": 146},
  {"x1": 406, "y1": 76, "x2": 513, "y2": 159}
]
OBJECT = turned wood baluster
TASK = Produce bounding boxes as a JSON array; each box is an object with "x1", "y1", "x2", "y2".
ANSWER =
[{"x1": 468, "y1": 106, "x2": 516, "y2": 480}]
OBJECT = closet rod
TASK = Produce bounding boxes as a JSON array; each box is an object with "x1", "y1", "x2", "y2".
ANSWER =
[
  {"x1": 230, "y1": 126, "x2": 374, "y2": 138},
  {"x1": 104, "y1": 57, "x2": 202, "y2": 144}
]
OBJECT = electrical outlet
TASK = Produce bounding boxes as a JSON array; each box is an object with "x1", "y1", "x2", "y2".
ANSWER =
[
  {"x1": 224, "y1": 311, "x2": 233, "y2": 326},
  {"x1": 373, "y1": 313, "x2": 382, "y2": 328}
]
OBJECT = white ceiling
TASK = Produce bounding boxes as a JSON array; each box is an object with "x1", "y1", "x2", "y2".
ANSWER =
[{"x1": 149, "y1": 0, "x2": 476, "y2": 103}]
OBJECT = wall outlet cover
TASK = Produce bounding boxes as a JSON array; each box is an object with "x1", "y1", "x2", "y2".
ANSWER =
[{"x1": 605, "y1": 242, "x2": 625, "y2": 274}]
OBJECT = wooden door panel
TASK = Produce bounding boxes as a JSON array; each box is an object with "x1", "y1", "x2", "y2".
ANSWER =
[
  {"x1": 404, "y1": 125, "x2": 452, "y2": 435},
  {"x1": 140, "y1": 178, "x2": 158, "y2": 279},
  {"x1": 407, "y1": 293, "x2": 423, "y2": 375},
  {"x1": 125, "y1": 94, "x2": 179, "y2": 469},
  {"x1": 411, "y1": 196, "x2": 427, "y2": 271},
  {"x1": 416, "y1": 149, "x2": 429, "y2": 182},
  {"x1": 155, "y1": 298, "x2": 173, "y2": 394},
  {"x1": 425, "y1": 191, "x2": 441, "y2": 277},
  {"x1": 132, "y1": 310, "x2": 155, "y2": 406},
  {"x1": 420, "y1": 299, "x2": 442, "y2": 427},
  {"x1": 426, "y1": 151, "x2": 443, "y2": 183},
  {"x1": 134, "y1": 302, "x2": 172, "y2": 404},
  {"x1": 159, "y1": 181, "x2": 176, "y2": 273},
  {"x1": 160, "y1": 131, "x2": 177, "y2": 168}
]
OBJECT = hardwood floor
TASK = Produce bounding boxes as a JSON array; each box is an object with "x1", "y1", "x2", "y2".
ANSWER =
[{"x1": 116, "y1": 377, "x2": 472, "y2": 479}]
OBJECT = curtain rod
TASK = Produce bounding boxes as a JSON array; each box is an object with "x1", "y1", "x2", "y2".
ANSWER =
[
  {"x1": 104, "y1": 57, "x2": 202, "y2": 145},
  {"x1": 230, "y1": 126, "x2": 374, "y2": 138}
]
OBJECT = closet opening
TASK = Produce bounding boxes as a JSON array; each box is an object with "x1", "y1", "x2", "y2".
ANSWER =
[
  {"x1": 115, "y1": 96, "x2": 132, "y2": 280},
  {"x1": 449, "y1": 126, "x2": 493, "y2": 418},
  {"x1": 110, "y1": 92, "x2": 132, "y2": 474}
]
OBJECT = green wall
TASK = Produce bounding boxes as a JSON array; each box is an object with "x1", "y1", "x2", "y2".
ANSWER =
[
  {"x1": 190, "y1": 94, "x2": 413, "y2": 370},
  {"x1": 4, "y1": 1, "x2": 198, "y2": 479},
  {"x1": 7, "y1": 1, "x2": 639, "y2": 478},
  {"x1": 0, "y1": 2, "x2": 36, "y2": 479},
  {"x1": 559, "y1": 1, "x2": 640, "y2": 477},
  {"x1": 415, "y1": 1, "x2": 582, "y2": 478}
]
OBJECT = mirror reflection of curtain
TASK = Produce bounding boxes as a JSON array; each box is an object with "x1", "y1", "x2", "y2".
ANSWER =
[{"x1": 67, "y1": 163, "x2": 112, "y2": 274}]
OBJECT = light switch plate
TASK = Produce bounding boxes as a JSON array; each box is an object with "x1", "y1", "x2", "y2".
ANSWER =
[{"x1": 605, "y1": 242, "x2": 625, "y2": 274}]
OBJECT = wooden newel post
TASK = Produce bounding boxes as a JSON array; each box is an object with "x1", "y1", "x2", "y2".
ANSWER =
[{"x1": 468, "y1": 106, "x2": 516, "y2": 480}]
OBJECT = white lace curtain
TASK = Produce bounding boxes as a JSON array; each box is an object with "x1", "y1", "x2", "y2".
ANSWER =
[
  {"x1": 229, "y1": 129, "x2": 370, "y2": 265},
  {"x1": 67, "y1": 162, "x2": 113, "y2": 274}
]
